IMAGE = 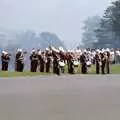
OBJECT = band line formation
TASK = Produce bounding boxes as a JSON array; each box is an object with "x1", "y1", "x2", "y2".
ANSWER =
[{"x1": 1, "y1": 46, "x2": 118, "y2": 75}]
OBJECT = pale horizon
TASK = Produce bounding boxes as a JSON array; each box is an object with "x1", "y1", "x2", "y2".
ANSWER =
[{"x1": 0, "y1": 0, "x2": 115, "y2": 48}]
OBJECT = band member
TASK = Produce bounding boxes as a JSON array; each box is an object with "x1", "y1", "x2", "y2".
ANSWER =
[
  {"x1": 66, "y1": 51, "x2": 71, "y2": 73},
  {"x1": 95, "y1": 50, "x2": 101, "y2": 74},
  {"x1": 15, "y1": 49, "x2": 24, "y2": 72},
  {"x1": 101, "y1": 52, "x2": 107, "y2": 74},
  {"x1": 39, "y1": 51, "x2": 45, "y2": 72},
  {"x1": 30, "y1": 49, "x2": 38, "y2": 72},
  {"x1": 59, "y1": 49, "x2": 66, "y2": 73},
  {"x1": 1, "y1": 51, "x2": 10, "y2": 71},
  {"x1": 80, "y1": 50, "x2": 87, "y2": 74},
  {"x1": 53, "y1": 52, "x2": 60, "y2": 75},
  {"x1": 68, "y1": 52, "x2": 74, "y2": 74},
  {"x1": 45, "y1": 48, "x2": 52, "y2": 73},
  {"x1": 106, "y1": 49, "x2": 110, "y2": 74}
]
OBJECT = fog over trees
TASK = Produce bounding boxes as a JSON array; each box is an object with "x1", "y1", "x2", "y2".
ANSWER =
[
  {"x1": 0, "y1": 28, "x2": 65, "y2": 53},
  {"x1": 81, "y1": 0, "x2": 120, "y2": 48}
]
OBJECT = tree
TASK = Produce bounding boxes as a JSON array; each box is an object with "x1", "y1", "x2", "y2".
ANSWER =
[
  {"x1": 94, "y1": 19, "x2": 115, "y2": 48},
  {"x1": 81, "y1": 15, "x2": 101, "y2": 48},
  {"x1": 102, "y1": 0, "x2": 120, "y2": 47}
]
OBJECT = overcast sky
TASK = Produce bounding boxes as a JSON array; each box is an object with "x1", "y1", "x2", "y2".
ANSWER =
[{"x1": 0, "y1": 0, "x2": 115, "y2": 48}]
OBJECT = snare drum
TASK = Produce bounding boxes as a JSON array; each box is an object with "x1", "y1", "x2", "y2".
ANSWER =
[
  {"x1": 86, "y1": 61, "x2": 92, "y2": 67},
  {"x1": 59, "y1": 61, "x2": 65, "y2": 67},
  {"x1": 73, "y1": 61, "x2": 79, "y2": 67}
]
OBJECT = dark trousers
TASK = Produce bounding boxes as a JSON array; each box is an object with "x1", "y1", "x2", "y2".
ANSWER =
[
  {"x1": 2, "y1": 62, "x2": 8, "y2": 71},
  {"x1": 67, "y1": 61, "x2": 71, "y2": 73},
  {"x1": 16, "y1": 62, "x2": 24, "y2": 72},
  {"x1": 53, "y1": 61, "x2": 58, "y2": 74},
  {"x1": 81, "y1": 63, "x2": 87, "y2": 74},
  {"x1": 60, "y1": 66, "x2": 65, "y2": 73},
  {"x1": 106, "y1": 62, "x2": 110, "y2": 74},
  {"x1": 40, "y1": 63, "x2": 45, "y2": 72},
  {"x1": 69, "y1": 62, "x2": 74, "y2": 74},
  {"x1": 31, "y1": 61, "x2": 38, "y2": 72},
  {"x1": 101, "y1": 62, "x2": 106, "y2": 74},
  {"x1": 53, "y1": 61, "x2": 59, "y2": 75},
  {"x1": 96, "y1": 62, "x2": 100, "y2": 74},
  {"x1": 46, "y1": 63, "x2": 50, "y2": 73}
]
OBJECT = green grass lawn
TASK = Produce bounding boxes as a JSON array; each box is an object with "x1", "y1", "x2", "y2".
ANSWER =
[{"x1": 0, "y1": 65, "x2": 120, "y2": 77}]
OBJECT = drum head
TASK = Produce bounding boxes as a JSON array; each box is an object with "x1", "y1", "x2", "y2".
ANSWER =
[
  {"x1": 87, "y1": 61, "x2": 92, "y2": 66},
  {"x1": 59, "y1": 62, "x2": 65, "y2": 67},
  {"x1": 74, "y1": 61, "x2": 79, "y2": 66}
]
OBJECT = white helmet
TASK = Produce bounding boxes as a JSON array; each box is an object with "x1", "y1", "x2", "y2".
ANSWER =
[
  {"x1": 70, "y1": 49, "x2": 74, "y2": 53},
  {"x1": 17, "y1": 49, "x2": 22, "y2": 52},
  {"x1": 106, "y1": 48, "x2": 110, "y2": 52},
  {"x1": 32, "y1": 49, "x2": 36, "y2": 53},
  {"x1": 59, "y1": 46, "x2": 64, "y2": 51},
  {"x1": 76, "y1": 49, "x2": 81, "y2": 53},
  {"x1": 4, "y1": 52, "x2": 8, "y2": 55},
  {"x1": 67, "y1": 49, "x2": 70, "y2": 52},
  {"x1": 83, "y1": 49, "x2": 87, "y2": 53},
  {"x1": 46, "y1": 48, "x2": 49, "y2": 51},
  {"x1": 87, "y1": 51, "x2": 91, "y2": 54},
  {"x1": 2, "y1": 50, "x2": 6, "y2": 54},
  {"x1": 38, "y1": 51, "x2": 41, "y2": 55},
  {"x1": 56, "y1": 49, "x2": 60, "y2": 53},
  {"x1": 96, "y1": 49, "x2": 100, "y2": 53},
  {"x1": 102, "y1": 49, "x2": 105, "y2": 53}
]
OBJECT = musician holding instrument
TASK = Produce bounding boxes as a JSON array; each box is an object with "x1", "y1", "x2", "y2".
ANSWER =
[
  {"x1": 106, "y1": 49, "x2": 111, "y2": 74},
  {"x1": 67, "y1": 52, "x2": 74, "y2": 74},
  {"x1": 95, "y1": 50, "x2": 101, "y2": 74},
  {"x1": 59, "y1": 47, "x2": 66, "y2": 73},
  {"x1": 15, "y1": 49, "x2": 24, "y2": 72},
  {"x1": 30, "y1": 49, "x2": 38, "y2": 72},
  {"x1": 80, "y1": 50, "x2": 87, "y2": 74},
  {"x1": 45, "y1": 48, "x2": 52, "y2": 73},
  {"x1": 38, "y1": 51, "x2": 45, "y2": 72},
  {"x1": 1, "y1": 51, "x2": 10, "y2": 71},
  {"x1": 100, "y1": 51, "x2": 107, "y2": 74}
]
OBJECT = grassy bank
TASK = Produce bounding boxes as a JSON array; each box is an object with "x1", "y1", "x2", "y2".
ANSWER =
[{"x1": 0, "y1": 65, "x2": 120, "y2": 77}]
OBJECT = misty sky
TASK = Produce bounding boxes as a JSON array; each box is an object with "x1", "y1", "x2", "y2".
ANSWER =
[{"x1": 0, "y1": 0, "x2": 115, "y2": 48}]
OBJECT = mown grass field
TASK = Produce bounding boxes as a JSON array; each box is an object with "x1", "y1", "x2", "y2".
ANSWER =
[{"x1": 0, "y1": 64, "x2": 120, "y2": 77}]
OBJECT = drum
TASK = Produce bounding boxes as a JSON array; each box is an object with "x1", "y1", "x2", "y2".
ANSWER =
[
  {"x1": 73, "y1": 61, "x2": 79, "y2": 67},
  {"x1": 86, "y1": 61, "x2": 92, "y2": 67},
  {"x1": 59, "y1": 61, "x2": 65, "y2": 67}
]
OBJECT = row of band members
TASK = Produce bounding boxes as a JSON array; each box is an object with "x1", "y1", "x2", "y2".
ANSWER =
[{"x1": 1, "y1": 49, "x2": 110, "y2": 75}]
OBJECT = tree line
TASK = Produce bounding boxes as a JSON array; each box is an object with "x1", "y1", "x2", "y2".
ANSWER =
[{"x1": 81, "y1": 0, "x2": 120, "y2": 48}]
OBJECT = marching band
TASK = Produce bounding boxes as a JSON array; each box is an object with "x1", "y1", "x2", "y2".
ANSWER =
[{"x1": 0, "y1": 46, "x2": 118, "y2": 75}]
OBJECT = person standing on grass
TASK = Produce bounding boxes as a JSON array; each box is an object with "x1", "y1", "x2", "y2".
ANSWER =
[
  {"x1": 80, "y1": 50, "x2": 87, "y2": 74},
  {"x1": 59, "y1": 47, "x2": 66, "y2": 73},
  {"x1": 115, "y1": 49, "x2": 120, "y2": 64},
  {"x1": 39, "y1": 51, "x2": 45, "y2": 72},
  {"x1": 52, "y1": 51, "x2": 60, "y2": 75},
  {"x1": 95, "y1": 50, "x2": 101, "y2": 74},
  {"x1": 101, "y1": 51, "x2": 107, "y2": 74},
  {"x1": 15, "y1": 49, "x2": 24, "y2": 72},
  {"x1": 45, "y1": 48, "x2": 52, "y2": 73},
  {"x1": 106, "y1": 48, "x2": 111, "y2": 74},
  {"x1": 67, "y1": 51, "x2": 74, "y2": 74},
  {"x1": 1, "y1": 51, "x2": 10, "y2": 71},
  {"x1": 30, "y1": 49, "x2": 38, "y2": 72}
]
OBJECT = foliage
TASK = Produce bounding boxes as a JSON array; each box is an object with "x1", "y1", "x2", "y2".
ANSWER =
[
  {"x1": 0, "y1": 29, "x2": 65, "y2": 52},
  {"x1": 94, "y1": 0, "x2": 120, "y2": 48},
  {"x1": 81, "y1": 15, "x2": 101, "y2": 48}
]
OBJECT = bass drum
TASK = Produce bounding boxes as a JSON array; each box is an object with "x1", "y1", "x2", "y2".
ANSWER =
[
  {"x1": 59, "y1": 61, "x2": 65, "y2": 67},
  {"x1": 73, "y1": 61, "x2": 79, "y2": 67},
  {"x1": 86, "y1": 61, "x2": 92, "y2": 67}
]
